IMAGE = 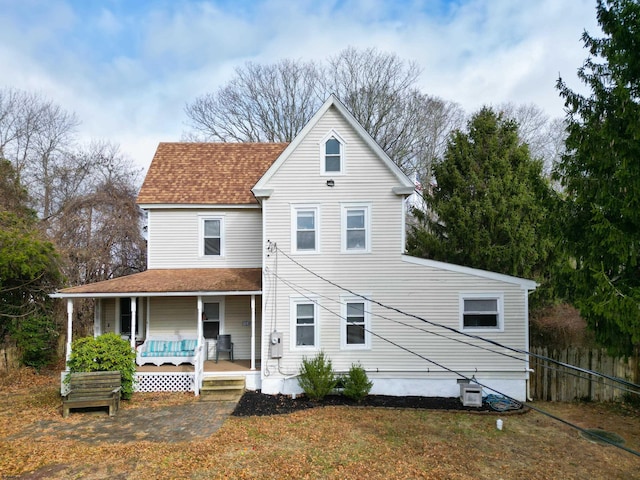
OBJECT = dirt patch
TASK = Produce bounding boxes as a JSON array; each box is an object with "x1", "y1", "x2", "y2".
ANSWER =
[{"x1": 232, "y1": 390, "x2": 521, "y2": 416}]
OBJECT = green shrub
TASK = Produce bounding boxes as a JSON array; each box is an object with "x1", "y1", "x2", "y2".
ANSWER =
[
  {"x1": 342, "y1": 363, "x2": 373, "y2": 402},
  {"x1": 66, "y1": 333, "x2": 136, "y2": 399},
  {"x1": 12, "y1": 314, "x2": 58, "y2": 370},
  {"x1": 297, "y1": 351, "x2": 337, "y2": 401}
]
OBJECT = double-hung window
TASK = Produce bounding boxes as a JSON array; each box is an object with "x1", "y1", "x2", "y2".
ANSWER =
[
  {"x1": 202, "y1": 217, "x2": 224, "y2": 257},
  {"x1": 325, "y1": 137, "x2": 342, "y2": 173},
  {"x1": 292, "y1": 206, "x2": 319, "y2": 253},
  {"x1": 320, "y1": 130, "x2": 346, "y2": 175},
  {"x1": 341, "y1": 297, "x2": 370, "y2": 349},
  {"x1": 460, "y1": 294, "x2": 503, "y2": 331},
  {"x1": 292, "y1": 299, "x2": 318, "y2": 349},
  {"x1": 342, "y1": 204, "x2": 370, "y2": 253}
]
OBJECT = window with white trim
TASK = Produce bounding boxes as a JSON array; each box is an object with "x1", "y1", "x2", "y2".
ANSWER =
[
  {"x1": 320, "y1": 130, "x2": 346, "y2": 175},
  {"x1": 292, "y1": 206, "x2": 319, "y2": 253},
  {"x1": 341, "y1": 298, "x2": 371, "y2": 349},
  {"x1": 202, "y1": 217, "x2": 224, "y2": 256},
  {"x1": 460, "y1": 294, "x2": 503, "y2": 331},
  {"x1": 292, "y1": 299, "x2": 318, "y2": 349},
  {"x1": 342, "y1": 204, "x2": 370, "y2": 253},
  {"x1": 325, "y1": 137, "x2": 341, "y2": 173}
]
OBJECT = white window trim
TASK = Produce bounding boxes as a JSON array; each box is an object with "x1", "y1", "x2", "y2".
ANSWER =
[
  {"x1": 199, "y1": 215, "x2": 225, "y2": 258},
  {"x1": 202, "y1": 296, "x2": 225, "y2": 338},
  {"x1": 340, "y1": 295, "x2": 371, "y2": 350},
  {"x1": 341, "y1": 203, "x2": 371, "y2": 254},
  {"x1": 459, "y1": 293, "x2": 504, "y2": 332},
  {"x1": 290, "y1": 297, "x2": 319, "y2": 351},
  {"x1": 319, "y1": 129, "x2": 347, "y2": 176},
  {"x1": 291, "y1": 204, "x2": 320, "y2": 254}
]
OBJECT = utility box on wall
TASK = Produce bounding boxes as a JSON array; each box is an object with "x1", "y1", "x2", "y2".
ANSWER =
[
  {"x1": 270, "y1": 331, "x2": 283, "y2": 358},
  {"x1": 460, "y1": 382, "x2": 483, "y2": 407}
]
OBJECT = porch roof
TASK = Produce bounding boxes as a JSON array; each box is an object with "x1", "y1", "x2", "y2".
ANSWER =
[{"x1": 51, "y1": 268, "x2": 262, "y2": 298}]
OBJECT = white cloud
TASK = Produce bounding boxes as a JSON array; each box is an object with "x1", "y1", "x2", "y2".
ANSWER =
[{"x1": 0, "y1": 0, "x2": 601, "y2": 172}]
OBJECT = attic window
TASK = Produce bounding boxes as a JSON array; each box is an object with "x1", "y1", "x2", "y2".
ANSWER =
[{"x1": 324, "y1": 137, "x2": 342, "y2": 173}]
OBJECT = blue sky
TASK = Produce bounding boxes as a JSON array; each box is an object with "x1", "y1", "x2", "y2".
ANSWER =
[{"x1": 1, "y1": 0, "x2": 599, "y2": 171}]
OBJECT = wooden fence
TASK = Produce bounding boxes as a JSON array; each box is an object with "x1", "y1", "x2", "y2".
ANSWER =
[
  {"x1": 0, "y1": 342, "x2": 20, "y2": 372},
  {"x1": 529, "y1": 347, "x2": 637, "y2": 402}
]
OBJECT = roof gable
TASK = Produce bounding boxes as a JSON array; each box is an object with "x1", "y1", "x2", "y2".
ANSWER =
[
  {"x1": 253, "y1": 95, "x2": 415, "y2": 194},
  {"x1": 137, "y1": 142, "x2": 288, "y2": 206}
]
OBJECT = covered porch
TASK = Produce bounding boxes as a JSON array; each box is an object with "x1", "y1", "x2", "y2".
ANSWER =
[{"x1": 51, "y1": 268, "x2": 263, "y2": 395}]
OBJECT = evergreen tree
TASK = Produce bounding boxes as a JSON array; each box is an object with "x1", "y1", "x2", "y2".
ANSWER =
[
  {"x1": 0, "y1": 159, "x2": 62, "y2": 367},
  {"x1": 556, "y1": 0, "x2": 640, "y2": 355},
  {"x1": 408, "y1": 107, "x2": 554, "y2": 289}
]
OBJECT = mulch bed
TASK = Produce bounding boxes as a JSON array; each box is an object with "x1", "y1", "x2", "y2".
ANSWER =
[{"x1": 232, "y1": 391, "x2": 513, "y2": 417}]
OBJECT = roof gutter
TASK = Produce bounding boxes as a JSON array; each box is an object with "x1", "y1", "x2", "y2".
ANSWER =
[{"x1": 50, "y1": 290, "x2": 263, "y2": 299}]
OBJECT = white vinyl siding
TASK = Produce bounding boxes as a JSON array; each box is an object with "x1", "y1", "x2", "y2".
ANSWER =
[
  {"x1": 259, "y1": 105, "x2": 531, "y2": 386},
  {"x1": 147, "y1": 208, "x2": 262, "y2": 268}
]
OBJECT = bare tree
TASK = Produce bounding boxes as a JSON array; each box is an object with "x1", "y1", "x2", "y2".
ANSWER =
[
  {"x1": 184, "y1": 47, "x2": 464, "y2": 186},
  {"x1": 185, "y1": 59, "x2": 322, "y2": 142},
  {"x1": 47, "y1": 141, "x2": 146, "y2": 280},
  {"x1": 0, "y1": 87, "x2": 146, "y2": 284},
  {"x1": 0, "y1": 88, "x2": 79, "y2": 217}
]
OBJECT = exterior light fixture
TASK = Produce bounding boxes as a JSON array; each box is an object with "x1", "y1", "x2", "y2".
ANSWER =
[{"x1": 326, "y1": 180, "x2": 335, "y2": 187}]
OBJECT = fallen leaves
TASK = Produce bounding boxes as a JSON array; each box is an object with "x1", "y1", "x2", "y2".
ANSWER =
[{"x1": 1, "y1": 368, "x2": 639, "y2": 479}]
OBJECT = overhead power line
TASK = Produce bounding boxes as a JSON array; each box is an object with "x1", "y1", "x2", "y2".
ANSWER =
[
  {"x1": 268, "y1": 241, "x2": 640, "y2": 394},
  {"x1": 265, "y1": 260, "x2": 640, "y2": 457},
  {"x1": 268, "y1": 268, "x2": 640, "y2": 397}
]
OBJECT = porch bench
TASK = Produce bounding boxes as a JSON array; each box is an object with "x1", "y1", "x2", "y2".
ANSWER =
[
  {"x1": 62, "y1": 371, "x2": 121, "y2": 418},
  {"x1": 136, "y1": 336, "x2": 198, "y2": 366}
]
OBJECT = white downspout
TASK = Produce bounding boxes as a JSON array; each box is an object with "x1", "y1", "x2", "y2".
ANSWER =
[
  {"x1": 251, "y1": 294, "x2": 256, "y2": 370},
  {"x1": 65, "y1": 299, "x2": 73, "y2": 365},
  {"x1": 525, "y1": 287, "x2": 533, "y2": 402}
]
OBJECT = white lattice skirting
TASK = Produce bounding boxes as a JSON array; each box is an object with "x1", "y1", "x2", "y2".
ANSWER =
[{"x1": 134, "y1": 372, "x2": 195, "y2": 393}]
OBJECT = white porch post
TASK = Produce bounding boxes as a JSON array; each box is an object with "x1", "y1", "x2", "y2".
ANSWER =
[
  {"x1": 130, "y1": 297, "x2": 137, "y2": 350},
  {"x1": 196, "y1": 296, "x2": 204, "y2": 397},
  {"x1": 145, "y1": 297, "x2": 151, "y2": 338},
  {"x1": 251, "y1": 294, "x2": 256, "y2": 370},
  {"x1": 197, "y1": 296, "x2": 204, "y2": 346},
  {"x1": 93, "y1": 299, "x2": 102, "y2": 337},
  {"x1": 65, "y1": 299, "x2": 73, "y2": 364}
]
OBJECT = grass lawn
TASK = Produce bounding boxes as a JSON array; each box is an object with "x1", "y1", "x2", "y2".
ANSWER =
[{"x1": 1, "y1": 368, "x2": 638, "y2": 479}]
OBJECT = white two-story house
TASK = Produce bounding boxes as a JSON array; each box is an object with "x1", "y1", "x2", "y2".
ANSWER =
[{"x1": 53, "y1": 95, "x2": 536, "y2": 401}]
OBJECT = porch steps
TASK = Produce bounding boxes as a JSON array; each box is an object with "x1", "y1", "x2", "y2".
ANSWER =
[{"x1": 200, "y1": 376, "x2": 245, "y2": 402}]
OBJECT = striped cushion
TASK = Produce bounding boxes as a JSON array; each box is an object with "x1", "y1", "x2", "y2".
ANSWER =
[
  {"x1": 181, "y1": 339, "x2": 197, "y2": 351},
  {"x1": 147, "y1": 340, "x2": 167, "y2": 352},
  {"x1": 173, "y1": 350, "x2": 193, "y2": 356},
  {"x1": 166, "y1": 341, "x2": 182, "y2": 353}
]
